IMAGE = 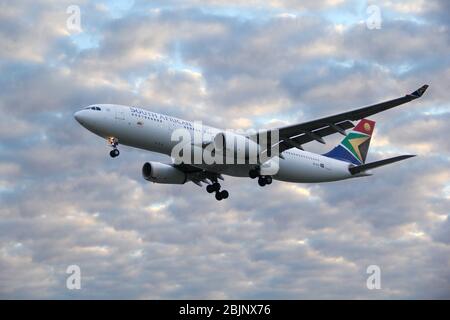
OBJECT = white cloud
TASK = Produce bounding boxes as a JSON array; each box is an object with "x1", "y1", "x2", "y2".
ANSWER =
[{"x1": 0, "y1": 0, "x2": 449, "y2": 299}]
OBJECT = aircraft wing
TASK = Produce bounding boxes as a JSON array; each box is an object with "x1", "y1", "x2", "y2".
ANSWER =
[
  {"x1": 259, "y1": 85, "x2": 429, "y2": 153},
  {"x1": 173, "y1": 163, "x2": 224, "y2": 186}
]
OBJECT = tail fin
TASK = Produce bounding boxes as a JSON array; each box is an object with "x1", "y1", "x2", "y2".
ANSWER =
[{"x1": 323, "y1": 119, "x2": 375, "y2": 165}]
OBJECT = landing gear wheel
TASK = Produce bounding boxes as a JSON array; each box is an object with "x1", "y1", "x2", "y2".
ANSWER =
[
  {"x1": 212, "y1": 182, "x2": 221, "y2": 192},
  {"x1": 220, "y1": 190, "x2": 229, "y2": 199},
  {"x1": 108, "y1": 137, "x2": 120, "y2": 158},
  {"x1": 206, "y1": 184, "x2": 215, "y2": 193},
  {"x1": 265, "y1": 176, "x2": 272, "y2": 185},
  {"x1": 249, "y1": 169, "x2": 259, "y2": 179},
  {"x1": 110, "y1": 149, "x2": 120, "y2": 158},
  {"x1": 258, "y1": 176, "x2": 267, "y2": 187},
  {"x1": 215, "y1": 192, "x2": 223, "y2": 201}
]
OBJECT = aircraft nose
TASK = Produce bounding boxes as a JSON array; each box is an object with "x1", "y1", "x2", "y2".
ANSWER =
[{"x1": 74, "y1": 110, "x2": 86, "y2": 124}]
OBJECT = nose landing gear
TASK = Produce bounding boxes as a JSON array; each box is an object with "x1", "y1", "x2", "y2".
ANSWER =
[
  {"x1": 108, "y1": 137, "x2": 120, "y2": 158},
  {"x1": 109, "y1": 149, "x2": 120, "y2": 158}
]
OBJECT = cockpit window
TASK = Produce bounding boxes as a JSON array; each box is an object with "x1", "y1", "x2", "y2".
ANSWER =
[
  {"x1": 84, "y1": 106, "x2": 102, "y2": 111},
  {"x1": 95, "y1": 107, "x2": 101, "y2": 111}
]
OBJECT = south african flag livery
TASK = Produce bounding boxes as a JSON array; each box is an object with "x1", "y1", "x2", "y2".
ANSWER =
[{"x1": 323, "y1": 119, "x2": 375, "y2": 165}]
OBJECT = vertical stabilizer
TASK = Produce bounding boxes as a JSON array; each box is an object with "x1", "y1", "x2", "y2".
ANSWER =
[{"x1": 323, "y1": 119, "x2": 375, "y2": 165}]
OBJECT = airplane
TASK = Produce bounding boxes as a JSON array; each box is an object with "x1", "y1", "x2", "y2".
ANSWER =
[{"x1": 74, "y1": 84, "x2": 429, "y2": 201}]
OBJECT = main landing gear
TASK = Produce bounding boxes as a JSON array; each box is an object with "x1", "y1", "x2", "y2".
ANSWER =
[
  {"x1": 258, "y1": 175, "x2": 272, "y2": 187},
  {"x1": 206, "y1": 181, "x2": 229, "y2": 201},
  {"x1": 108, "y1": 137, "x2": 120, "y2": 158},
  {"x1": 249, "y1": 168, "x2": 272, "y2": 187}
]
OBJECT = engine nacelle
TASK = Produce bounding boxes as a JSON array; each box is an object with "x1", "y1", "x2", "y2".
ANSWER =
[
  {"x1": 213, "y1": 131, "x2": 260, "y2": 159},
  {"x1": 142, "y1": 162, "x2": 187, "y2": 184}
]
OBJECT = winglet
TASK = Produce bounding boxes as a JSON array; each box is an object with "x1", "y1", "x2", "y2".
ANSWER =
[{"x1": 409, "y1": 84, "x2": 429, "y2": 98}]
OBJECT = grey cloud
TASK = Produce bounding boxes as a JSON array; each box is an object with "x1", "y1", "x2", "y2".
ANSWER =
[{"x1": 1, "y1": 0, "x2": 449, "y2": 299}]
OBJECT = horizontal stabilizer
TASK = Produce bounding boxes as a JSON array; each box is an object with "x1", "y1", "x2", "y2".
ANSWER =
[{"x1": 349, "y1": 155, "x2": 416, "y2": 175}]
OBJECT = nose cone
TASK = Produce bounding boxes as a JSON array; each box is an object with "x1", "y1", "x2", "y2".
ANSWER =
[
  {"x1": 74, "y1": 110, "x2": 86, "y2": 125},
  {"x1": 74, "y1": 111, "x2": 80, "y2": 122}
]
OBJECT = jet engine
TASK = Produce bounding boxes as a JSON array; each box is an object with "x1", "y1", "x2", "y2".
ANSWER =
[{"x1": 142, "y1": 162, "x2": 187, "y2": 184}]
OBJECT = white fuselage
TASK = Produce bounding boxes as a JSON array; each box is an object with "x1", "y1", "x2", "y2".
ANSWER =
[{"x1": 74, "y1": 104, "x2": 355, "y2": 183}]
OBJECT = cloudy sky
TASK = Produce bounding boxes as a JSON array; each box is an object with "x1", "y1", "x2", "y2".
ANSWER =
[{"x1": 1, "y1": 0, "x2": 449, "y2": 299}]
